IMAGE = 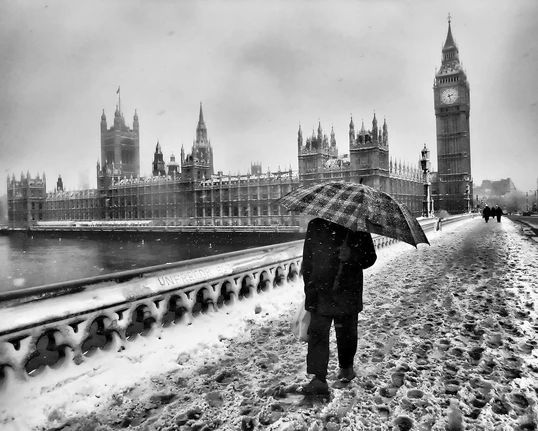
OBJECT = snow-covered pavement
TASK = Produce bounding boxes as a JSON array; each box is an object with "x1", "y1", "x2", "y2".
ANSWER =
[{"x1": 1, "y1": 217, "x2": 537, "y2": 430}]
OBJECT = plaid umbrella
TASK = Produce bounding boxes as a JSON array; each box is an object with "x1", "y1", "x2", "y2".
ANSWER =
[{"x1": 277, "y1": 181, "x2": 429, "y2": 247}]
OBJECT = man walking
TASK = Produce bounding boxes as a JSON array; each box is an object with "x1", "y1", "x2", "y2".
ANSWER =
[
  {"x1": 483, "y1": 205, "x2": 491, "y2": 223},
  {"x1": 495, "y1": 205, "x2": 503, "y2": 222},
  {"x1": 300, "y1": 218, "x2": 377, "y2": 395}
]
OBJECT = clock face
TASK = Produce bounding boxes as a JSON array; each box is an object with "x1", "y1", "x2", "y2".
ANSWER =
[{"x1": 441, "y1": 87, "x2": 459, "y2": 104}]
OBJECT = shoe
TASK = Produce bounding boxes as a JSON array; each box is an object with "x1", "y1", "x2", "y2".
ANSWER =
[
  {"x1": 337, "y1": 367, "x2": 356, "y2": 382},
  {"x1": 302, "y1": 376, "x2": 329, "y2": 395}
]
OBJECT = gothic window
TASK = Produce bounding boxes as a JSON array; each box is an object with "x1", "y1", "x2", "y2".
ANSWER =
[
  {"x1": 121, "y1": 149, "x2": 133, "y2": 165},
  {"x1": 452, "y1": 117, "x2": 458, "y2": 132}
]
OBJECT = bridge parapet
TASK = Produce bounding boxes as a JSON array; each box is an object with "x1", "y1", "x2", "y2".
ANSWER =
[{"x1": 0, "y1": 215, "x2": 471, "y2": 389}]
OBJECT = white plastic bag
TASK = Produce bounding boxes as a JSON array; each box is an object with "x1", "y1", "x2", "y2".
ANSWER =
[{"x1": 292, "y1": 298, "x2": 311, "y2": 342}]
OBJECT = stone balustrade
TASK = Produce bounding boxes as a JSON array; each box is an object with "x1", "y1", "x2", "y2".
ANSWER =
[
  {"x1": 0, "y1": 215, "x2": 471, "y2": 390},
  {"x1": 0, "y1": 240, "x2": 305, "y2": 388}
]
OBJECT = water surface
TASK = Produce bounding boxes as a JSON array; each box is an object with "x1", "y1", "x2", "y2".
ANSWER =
[{"x1": 0, "y1": 232, "x2": 301, "y2": 292}]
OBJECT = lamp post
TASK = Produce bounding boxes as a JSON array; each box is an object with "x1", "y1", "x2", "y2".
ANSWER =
[
  {"x1": 464, "y1": 175, "x2": 471, "y2": 214},
  {"x1": 419, "y1": 144, "x2": 433, "y2": 217}
]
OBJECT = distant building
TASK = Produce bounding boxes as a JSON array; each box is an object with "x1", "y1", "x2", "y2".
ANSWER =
[
  {"x1": 250, "y1": 162, "x2": 263, "y2": 176},
  {"x1": 7, "y1": 19, "x2": 476, "y2": 229},
  {"x1": 100, "y1": 106, "x2": 140, "y2": 178},
  {"x1": 432, "y1": 18, "x2": 472, "y2": 213},
  {"x1": 298, "y1": 116, "x2": 423, "y2": 212},
  {"x1": 152, "y1": 142, "x2": 166, "y2": 177},
  {"x1": 474, "y1": 178, "x2": 517, "y2": 198},
  {"x1": 8, "y1": 104, "x2": 300, "y2": 228},
  {"x1": 7, "y1": 102, "x2": 427, "y2": 228},
  {"x1": 56, "y1": 175, "x2": 64, "y2": 192},
  {"x1": 0, "y1": 194, "x2": 7, "y2": 224},
  {"x1": 180, "y1": 104, "x2": 214, "y2": 181},
  {"x1": 6, "y1": 173, "x2": 46, "y2": 228}
]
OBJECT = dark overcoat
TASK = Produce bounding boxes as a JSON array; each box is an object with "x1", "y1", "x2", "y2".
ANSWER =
[{"x1": 301, "y1": 218, "x2": 377, "y2": 316}]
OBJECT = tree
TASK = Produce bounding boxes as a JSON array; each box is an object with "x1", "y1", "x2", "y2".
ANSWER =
[{"x1": 498, "y1": 191, "x2": 526, "y2": 214}]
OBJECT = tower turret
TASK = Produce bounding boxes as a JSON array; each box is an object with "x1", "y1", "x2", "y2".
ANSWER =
[
  {"x1": 442, "y1": 18, "x2": 459, "y2": 63},
  {"x1": 359, "y1": 120, "x2": 366, "y2": 143},
  {"x1": 181, "y1": 104, "x2": 214, "y2": 180},
  {"x1": 152, "y1": 141, "x2": 166, "y2": 176},
  {"x1": 433, "y1": 16, "x2": 472, "y2": 214},
  {"x1": 372, "y1": 112, "x2": 378, "y2": 143},
  {"x1": 348, "y1": 111, "x2": 389, "y2": 181},
  {"x1": 196, "y1": 103, "x2": 208, "y2": 143},
  {"x1": 114, "y1": 105, "x2": 123, "y2": 128},
  {"x1": 297, "y1": 124, "x2": 303, "y2": 151},
  {"x1": 133, "y1": 109, "x2": 139, "y2": 131},
  {"x1": 349, "y1": 115, "x2": 355, "y2": 146},
  {"x1": 100, "y1": 91, "x2": 140, "y2": 178},
  {"x1": 56, "y1": 175, "x2": 64, "y2": 192},
  {"x1": 382, "y1": 118, "x2": 388, "y2": 145},
  {"x1": 101, "y1": 109, "x2": 107, "y2": 132},
  {"x1": 167, "y1": 154, "x2": 179, "y2": 176}
]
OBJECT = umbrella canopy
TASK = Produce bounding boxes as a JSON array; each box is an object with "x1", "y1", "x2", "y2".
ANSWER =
[{"x1": 277, "y1": 181, "x2": 429, "y2": 247}]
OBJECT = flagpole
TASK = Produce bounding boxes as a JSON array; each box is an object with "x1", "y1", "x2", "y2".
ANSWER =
[{"x1": 117, "y1": 86, "x2": 121, "y2": 113}]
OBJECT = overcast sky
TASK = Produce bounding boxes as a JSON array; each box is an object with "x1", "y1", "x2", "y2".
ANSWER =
[{"x1": 1, "y1": 0, "x2": 537, "y2": 195}]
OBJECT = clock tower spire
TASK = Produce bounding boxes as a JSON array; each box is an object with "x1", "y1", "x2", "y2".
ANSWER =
[{"x1": 433, "y1": 16, "x2": 472, "y2": 214}]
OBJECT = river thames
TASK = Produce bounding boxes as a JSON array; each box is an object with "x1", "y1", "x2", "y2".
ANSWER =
[{"x1": 0, "y1": 232, "x2": 302, "y2": 293}]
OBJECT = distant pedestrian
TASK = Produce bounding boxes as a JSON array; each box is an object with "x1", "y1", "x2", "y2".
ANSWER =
[
  {"x1": 300, "y1": 218, "x2": 377, "y2": 395},
  {"x1": 482, "y1": 205, "x2": 491, "y2": 223},
  {"x1": 495, "y1": 205, "x2": 503, "y2": 223}
]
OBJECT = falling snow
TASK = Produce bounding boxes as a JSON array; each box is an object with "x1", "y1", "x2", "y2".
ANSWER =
[{"x1": 0, "y1": 217, "x2": 537, "y2": 430}]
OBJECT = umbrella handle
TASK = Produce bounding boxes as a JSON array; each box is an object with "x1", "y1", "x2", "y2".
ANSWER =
[
  {"x1": 332, "y1": 231, "x2": 350, "y2": 292},
  {"x1": 332, "y1": 262, "x2": 344, "y2": 292}
]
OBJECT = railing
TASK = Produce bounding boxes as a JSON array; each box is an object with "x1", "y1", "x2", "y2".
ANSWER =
[
  {"x1": 0, "y1": 240, "x2": 305, "y2": 388},
  {"x1": 0, "y1": 215, "x2": 471, "y2": 389},
  {"x1": 28, "y1": 224, "x2": 303, "y2": 233}
]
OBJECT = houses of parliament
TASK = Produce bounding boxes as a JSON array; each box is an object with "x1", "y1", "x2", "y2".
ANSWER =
[{"x1": 7, "y1": 21, "x2": 472, "y2": 229}]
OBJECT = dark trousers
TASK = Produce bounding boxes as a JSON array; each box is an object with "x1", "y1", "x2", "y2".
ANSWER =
[{"x1": 306, "y1": 312, "x2": 358, "y2": 379}]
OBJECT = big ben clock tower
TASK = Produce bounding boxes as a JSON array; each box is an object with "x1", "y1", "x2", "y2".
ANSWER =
[{"x1": 434, "y1": 16, "x2": 472, "y2": 214}]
